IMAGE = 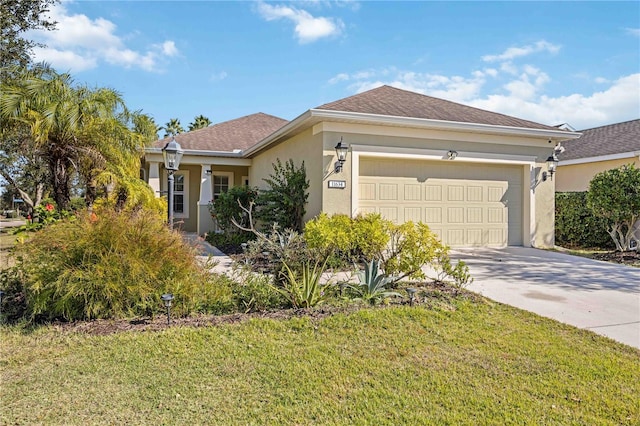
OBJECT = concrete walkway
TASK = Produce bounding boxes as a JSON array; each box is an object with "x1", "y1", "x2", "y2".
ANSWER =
[
  {"x1": 182, "y1": 233, "x2": 235, "y2": 274},
  {"x1": 451, "y1": 247, "x2": 640, "y2": 349}
]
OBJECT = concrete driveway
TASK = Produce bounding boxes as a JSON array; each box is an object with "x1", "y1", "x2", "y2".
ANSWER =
[{"x1": 451, "y1": 247, "x2": 640, "y2": 349}]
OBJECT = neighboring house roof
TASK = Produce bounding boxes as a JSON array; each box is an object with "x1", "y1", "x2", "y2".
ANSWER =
[
  {"x1": 152, "y1": 113, "x2": 288, "y2": 152},
  {"x1": 558, "y1": 119, "x2": 640, "y2": 161},
  {"x1": 315, "y1": 85, "x2": 559, "y2": 131}
]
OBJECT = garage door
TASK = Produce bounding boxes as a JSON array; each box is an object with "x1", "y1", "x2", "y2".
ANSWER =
[{"x1": 357, "y1": 158, "x2": 523, "y2": 247}]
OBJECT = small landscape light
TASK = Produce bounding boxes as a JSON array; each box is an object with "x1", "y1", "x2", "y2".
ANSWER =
[
  {"x1": 406, "y1": 287, "x2": 417, "y2": 307},
  {"x1": 161, "y1": 293, "x2": 174, "y2": 325}
]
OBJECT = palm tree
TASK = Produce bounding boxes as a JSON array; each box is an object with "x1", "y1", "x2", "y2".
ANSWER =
[
  {"x1": 162, "y1": 118, "x2": 184, "y2": 137},
  {"x1": 0, "y1": 64, "x2": 152, "y2": 211},
  {"x1": 188, "y1": 114, "x2": 212, "y2": 131}
]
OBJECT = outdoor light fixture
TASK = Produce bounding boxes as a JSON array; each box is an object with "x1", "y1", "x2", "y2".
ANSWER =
[
  {"x1": 334, "y1": 138, "x2": 349, "y2": 173},
  {"x1": 161, "y1": 137, "x2": 184, "y2": 229},
  {"x1": 161, "y1": 293, "x2": 174, "y2": 325},
  {"x1": 543, "y1": 153, "x2": 559, "y2": 182},
  {"x1": 205, "y1": 169, "x2": 212, "y2": 176},
  {"x1": 406, "y1": 287, "x2": 417, "y2": 307},
  {"x1": 447, "y1": 150, "x2": 458, "y2": 160}
]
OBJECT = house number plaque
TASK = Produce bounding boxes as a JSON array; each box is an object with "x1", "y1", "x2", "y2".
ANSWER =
[{"x1": 328, "y1": 180, "x2": 346, "y2": 189}]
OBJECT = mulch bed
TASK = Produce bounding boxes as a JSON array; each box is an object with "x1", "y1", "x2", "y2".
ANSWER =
[
  {"x1": 46, "y1": 282, "x2": 477, "y2": 336},
  {"x1": 587, "y1": 250, "x2": 640, "y2": 267}
]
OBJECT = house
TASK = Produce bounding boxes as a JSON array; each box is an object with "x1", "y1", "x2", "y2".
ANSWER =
[
  {"x1": 556, "y1": 119, "x2": 640, "y2": 192},
  {"x1": 143, "y1": 85, "x2": 580, "y2": 248}
]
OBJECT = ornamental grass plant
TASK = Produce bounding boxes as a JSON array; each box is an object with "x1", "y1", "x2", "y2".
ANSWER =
[{"x1": 4, "y1": 207, "x2": 233, "y2": 322}]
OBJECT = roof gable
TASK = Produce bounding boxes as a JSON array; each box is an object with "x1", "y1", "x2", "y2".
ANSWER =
[
  {"x1": 152, "y1": 113, "x2": 288, "y2": 152},
  {"x1": 315, "y1": 85, "x2": 559, "y2": 131},
  {"x1": 559, "y1": 119, "x2": 640, "y2": 161}
]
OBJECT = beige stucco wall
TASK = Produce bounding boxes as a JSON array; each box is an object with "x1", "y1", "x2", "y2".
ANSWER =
[
  {"x1": 249, "y1": 128, "x2": 324, "y2": 222},
  {"x1": 556, "y1": 157, "x2": 640, "y2": 192}
]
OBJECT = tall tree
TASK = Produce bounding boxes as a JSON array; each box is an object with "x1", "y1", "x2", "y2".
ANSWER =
[
  {"x1": 188, "y1": 114, "x2": 212, "y2": 131},
  {"x1": 162, "y1": 118, "x2": 184, "y2": 137},
  {"x1": 0, "y1": 0, "x2": 58, "y2": 71},
  {"x1": 0, "y1": 65, "x2": 155, "y2": 211}
]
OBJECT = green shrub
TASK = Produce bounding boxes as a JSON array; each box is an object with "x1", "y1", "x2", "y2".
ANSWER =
[
  {"x1": 352, "y1": 213, "x2": 392, "y2": 260},
  {"x1": 382, "y1": 221, "x2": 446, "y2": 281},
  {"x1": 208, "y1": 185, "x2": 258, "y2": 234},
  {"x1": 304, "y1": 213, "x2": 391, "y2": 265},
  {"x1": 257, "y1": 159, "x2": 309, "y2": 232},
  {"x1": 8, "y1": 207, "x2": 234, "y2": 322},
  {"x1": 304, "y1": 213, "x2": 357, "y2": 266},
  {"x1": 555, "y1": 192, "x2": 614, "y2": 249},
  {"x1": 231, "y1": 272, "x2": 287, "y2": 312}
]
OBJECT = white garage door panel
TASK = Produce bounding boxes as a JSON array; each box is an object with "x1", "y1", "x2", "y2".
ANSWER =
[{"x1": 358, "y1": 159, "x2": 523, "y2": 247}]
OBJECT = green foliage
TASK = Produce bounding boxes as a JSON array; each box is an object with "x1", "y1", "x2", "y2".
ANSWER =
[
  {"x1": 208, "y1": 185, "x2": 258, "y2": 234},
  {"x1": 431, "y1": 252, "x2": 474, "y2": 292},
  {"x1": 383, "y1": 221, "x2": 446, "y2": 281},
  {"x1": 0, "y1": 65, "x2": 155, "y2": 211},
  {"x1": 352, "y1": 213, "x2": 392, "y2": 260},
  {"x1": 258, "y1": 159, "x2": 309, "y2": 232},
  {"x1": 7, "y1": 207, "x2": 233, "y2": 322},
  {"x1": 555, "y1": 192, "x2": 614, "y2": 249},
  {"x1": 353, "y1": 259, "x2": 402, "y2": 305},
  {"x1": 277, "y1": 259, "x2": 332, "y2": 308},
  {"x1": 587, "y1": 164, "x2": 640, "y2": 251},
  {"x1": 188, "y1": 115, "x2": 212, "y2": 131},
  {"x1": 231, "y1": 272, "x2": 288, "y2": 313},
  {"x1": 0, "y1": 0, "x2": 58, "y2": 70},
  {"x1": 304, "y1": 213, "x2": 391, "y2": 265},
  {"x1": 304, "y1": 213, "x2": 357, "y2": 266},
  {"x1": 12, "y1": 201, "x2": 74, "y2": 234},
  {"x1": 304, "y1": 213, "x2": 459, "y2": 284}
]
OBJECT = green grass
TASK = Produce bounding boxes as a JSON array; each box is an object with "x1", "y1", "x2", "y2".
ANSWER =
[{"x1": 2, "y1": 301, "x2": 638, "y2": 425}]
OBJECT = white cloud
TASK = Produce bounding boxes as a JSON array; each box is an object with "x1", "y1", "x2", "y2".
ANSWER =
[
  {"x1": 328, "y1": 62, "x2": 639, "y2": 129},
  {"x1": 625, "y1": 28, "x2": 640, "y2": 37},
  {"x1": 27, "y1": 3, "x2": 179, "y2": 72},
  {"x1": 210, "y1": 71, "x2": 228, "y2": 81},
  {"x1": 328, "y1": 72, "x2": 349, "y2": 84},
  {"x1": 595, "y1": 77, "x2": 610, "y2": 84},
  {"x1": 470, "y1": 73, "x2": 640, "y2": 129},
  {"x1": 482, "y1": 40, "x2": 561, "y2": 62},
  {"x1": 256, "y1": 1, "x2": 344, "y2": 43}
]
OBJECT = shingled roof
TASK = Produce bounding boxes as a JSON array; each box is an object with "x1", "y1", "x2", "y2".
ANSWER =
[
  {"x1": 315, "y1": 85, "x2": 559, "y2": 131},
  {"x1": 558, "y1": 119, "x2": 640, "y2": 161},
  {"x1": 152, "y1": 113, "x2": 288, "y2": 152}
]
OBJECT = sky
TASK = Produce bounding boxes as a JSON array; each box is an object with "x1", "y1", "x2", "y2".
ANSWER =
[{"x1": 27, "y1": 0, "x2": 640, "y2": 133}]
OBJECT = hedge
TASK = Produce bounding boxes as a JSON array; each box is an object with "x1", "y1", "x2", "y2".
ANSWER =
[{"x1": 555, "y1": 192, "x2": 614, "y2": 249}]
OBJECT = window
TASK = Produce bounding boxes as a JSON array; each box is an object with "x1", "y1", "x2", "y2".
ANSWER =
[
  {"x1": 163, "y1": 170, "x2": 189, "y2": 218},
  {"x1": 173, "y1": 173, "x2": 185, "y2": 214},
  {"x1": 212, "y1": 172, "x2": 234, "y2": 200}
]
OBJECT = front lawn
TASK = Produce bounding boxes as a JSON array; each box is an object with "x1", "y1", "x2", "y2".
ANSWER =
[{"x1": 2, "y1": 301, "x2": 638, "y2": 425}]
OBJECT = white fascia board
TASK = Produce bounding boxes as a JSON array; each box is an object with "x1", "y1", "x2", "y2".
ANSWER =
[
  {"x1": 144, "y1": 150, "x2": 251, "y2": 166},
  {"x1": 351, "y1": 144, "x2": 536, "y2": 165},
  {"x1": 559, "y1": 151, "x2": 640, "y2": 166},
  {"x1": 145, "y1": 147, "x2": 244, "y2": 158},
  {"x1": 310, "y1": 109, "x2": 582, "y2": 141}
]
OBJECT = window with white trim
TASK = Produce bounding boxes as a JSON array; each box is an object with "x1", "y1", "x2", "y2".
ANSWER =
[
  {"x1": 164, "y1": 170, "x2": 189, "y2": 218},
  {"x1": 212, "y1": 172, "x2": 234, "y2": 200}
]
